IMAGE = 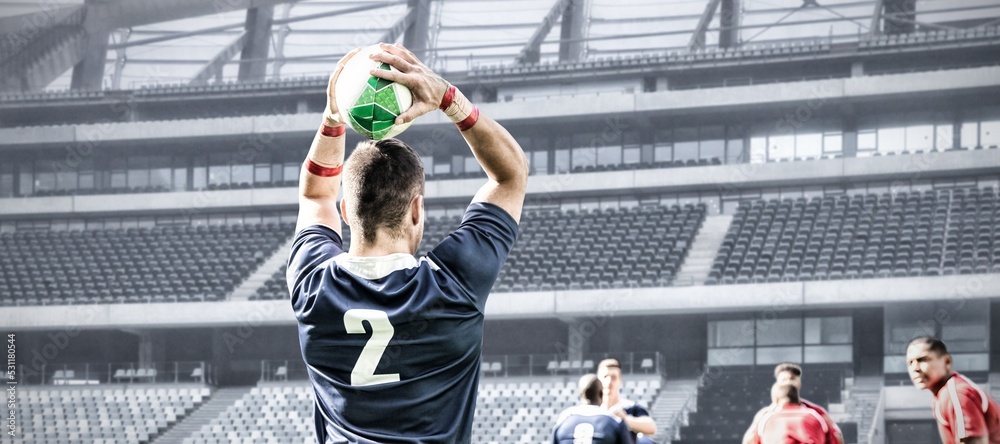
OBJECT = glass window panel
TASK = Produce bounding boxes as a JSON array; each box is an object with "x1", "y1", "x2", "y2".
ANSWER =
[
  {"x1": 823, "y1": 133, "x2": 843, "y2": 155},
  {"x1": 623, "y1": 146, "x2": 641, "y2": 164},
  {"x1": 572, "y1": 147, "x2": 597, "y2": 169},
  {"x1": 555, "y1": 149, "x2": 570, "y2": 173},
  {"x1": 756, "y1": 346, "x2": 802, "y2": 365},
  {"x1": 701, "y1": 139, "x2": 725, "y2": 160},
  {"x1": 804, "y1": 345, "x2": 852, "y2": 363},
  {"x1": 674, "y1": 127, "x2": 699, "y2": 161},
  {"x1": 433, "y1": 162, "x2": 450, "y2": 175},
  {"x1": 878, "y1": 127, "x2": 905, "y2": 153},
  {"x1": 727, "y1": 138, "x2": 744, "y2": 163},
  {"x1": 172, "y1": 169, "x2": 186, "y2": 191},
  {"x1": 951, "y1": 353, "x2": 989, "y2": 371},
  {"x1": 858, "y1": 130, "x2": 877, "y2": 151},
  {"x1": 35, "y1": 169, "x2": 55, "y2": 192},
  {"x1": 982, "y1": 120, "x2": 1000, "y2": 147},
  {"x1": 906, "y1": 125, "x2": 934, "y2": 151},
  {"x1": 769, "y1": 135, "x2": 795, "y2": 161},
  {"x1": 961, "y1": 122, "x2": 978, "y2": 148},
  {"x1": 465, "y1": 156, "x2": 480, "y2": 175},
  {"x1": 271, "y1": 164, "x2": 283, "y2": 183},
  {"x1": 749, "y1": 137, "x2": 767, "y2": 163},
  {"x1": 757, "y1": 318, "x2": 803, "y2": 346},
  {"x1": 796, "y1": 133, "x2": 822, "y2": 159},
  {"x1": 654, "y1": 145, "x2": 672, "y2": 162},
  {"x1": 231, "y1": 164, "x2": 252, "y2": 185},
  {"x1": 708, "y1": 347, "x2": 754, "y2": 366},
  {"x1": 596, "y1": 146, "x2": 621, "y2": 166},
  {"x1": 254, "y1": 165, "x2": 271, "y2": 184},
  {"x1": 55, "y1": 168, "x2": 77, "y2": 191},
  {"x1": 936, "y1": 124, "x2": 954, "y2": 150},
  {"x1": 0, "y1": 169, "x2": 13, "y2": 198},
  {"x1": 282, "y1": 163, "x2": 298, "y2": 184},
  {"x1": 708, "y1": 320, "x2": 754, "y2": 347}
]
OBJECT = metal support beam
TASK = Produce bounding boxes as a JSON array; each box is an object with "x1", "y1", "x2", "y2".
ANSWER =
[
  {"x1": 402, "y1": 0, "x2": 432, "y2": 60},
  {"x1": 558, "y1": 0, "x2": 590, "y2": 63},
  {"x1": 70, "y1": 28, "x2": 110, "y2": 91},
  {"x1": 271, "y1": 3, "x2": 293, "y2": 81},
  {"x1": 516, "y1": 0, "x2": 572, "y2": 64},
  {"x1": 0, "y1": 30, "x2": 88, "y2": 92},
  {"x1": 238, "y1": 6, "x2": 274, "y2": 83},
  {"x1": 719, "y1": 0, "x2": 741, "y2": 48},
  {"x1": 689, "y1": 0, "x2": 722, "y2": 51},
  {"x1": 191, "y1": 33, "x2": 247, "y2": 86},
  {"x1": 379, "y1": 7, "x2": 416, "y2": 46},
  {"x1": 869, "y1": 0, "x2": 885, "y2": 36},
  {"x1": 882, "y1": 0, "x2": 916, "y2": 34}
]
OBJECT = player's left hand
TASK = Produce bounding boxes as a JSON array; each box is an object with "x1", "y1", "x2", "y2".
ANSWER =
[
  {"x1": 368, "y1": 42, "x2": 450, "y2": 125},
  {"x1": 324, "y1": 47, "x2": 363, "y2": 126},
  {"x1": 610, "y1": 406, "x2": 628, "y2": 419}
]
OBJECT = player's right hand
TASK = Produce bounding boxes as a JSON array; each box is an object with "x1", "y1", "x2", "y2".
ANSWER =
[
  {"x1": 324, "y1": 47, "x2": 362, "y2": 127},
  {"x1": 368, "y1": 42, "x2": 449, "y2": 126}
]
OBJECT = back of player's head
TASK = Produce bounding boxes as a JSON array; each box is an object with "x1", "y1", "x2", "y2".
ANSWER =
[
  {"x1": 597, "y1": 358, "x2": 620, "y2": 374},
  {"x1": 771, "y1": 382, "x2": 800, "y2": 405},
  {"x1": 342, "y1": 138, "x2": 425, "y2": 245},
  {"x1": 774, "y1": 362, "x2": 802, "y2": 379},
  {"x1": 907, "y1": 336, "x2": 948, "y2": 356},
  {"x1": 578, "y1": 374, "x2": 603, "y2": 405}
]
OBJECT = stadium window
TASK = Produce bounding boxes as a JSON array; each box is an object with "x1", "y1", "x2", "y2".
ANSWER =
[
  {"x1": 623, "y1": 145, "x2": 641, "y2": 165},
  {"x1": 804, "y1": 317, "x2": 852, "y2": 345},
  {"x1": 572, "y1": 146, "x2": 597, "y2": 170},
  {"x1": 54, "y1": 166, "x2": 77, "y2": 192},
  {"x1": 231, "y1": 163, "x2": 253, "y2": 186},
  {"x1": 420, "y1": 156, "x2": 432, "y2": 174},
  {"x1": 960, "y1": 122, "x2": 979, "y2": 148},
  {"x1": 749, "y1": 137, "x2": 767, "y2": 163},
  {"x1": 795, "y1": 133, "x2": 822, "y2": 159},
  {"x1": 654, "y1": 129, "x2": 672, "y2": 163},
  {"x1": 708, "y1": 320, "x2": 754, "y2": 348},
  {"x1": 554, "y1": 149, "x2": 570, "y2": 173},
  {"x1": 700, "y1": 126, "x2": 725, "y2": 161},
  {"x1": 192, "y1": 156, "x2": 207, "y2": 190},
  {"x1": 254, "y1": 163, "x2": 271, "y2": 185},
  {"x1": 78, "y1": 158, "x2": 95, "y2": 192},
  {"x1": 282, "y1": 162, "x2": 299, "y2": 185},
  {"x1": 34, "y1": 160, "x2": 56, "y2": 193},
  {"x1": 149, "y1": 156, "x2": 171, "y2": 189},
  {"x1": 17, "y1": 161, "x2": 32, "y2": 196},
  {"x1": 529, "y1": 151, "x2": 548, "y2": 175},
  {"x1": 85, "y1": 219, "x2": 104, "y2": 230},
  {"x1": 580, "y1": 198, "x2": 599, "y2": 211},
  {"x1": 127, "y1": 156, "x2": 150, "y2": 189},
  {"x1": 756, "y1": 318, "x2": 803, "y2": 346},
  {"x1": 701, "y1": 194, "x2": 720, "y2": 214},
  {"x1": 905, "y1": 125, "x2": 934, "y2": 151},
  {"x1": 596, "y1": 146, "x2": 621, "y2": 167},
  {"x1": 619, "y1": 196, "x2": 638, "y2": 208},
  {"x1": 673, "y1": 127, "x2": 699, "y2": 162},
  {"x1": 877, "y1": 127, "x2": 905, "y2": 154},
  {"x1": 0, "y1": 164, "x2": 13, "y2": 197},
  {"x1": 769, "y1": 134, "x2": 795, "y2": 161},
  {"x1": 432, "y1": 160, "x2": 450, "y2": 176},
  {"x1": 822, "y1": 132, "x2": 843, "y2": 155},
  {"x1": 935, "y1": 124, "x2": 954, "y2": 150},
  {"x1": 208, "y1": 153, "x2": 230, "y2": 186},
  {"x1": 270, "y1": 164, "x2": 282, "y2": 184},
  {"x1": 981, "y1": 120, "x2": 1000, "y2": 148},
  {"x1": 756, "y1": 347, "x2": 803, "y2": 366},
  {"x1": 856, "y1": 129, "x2": 877, "y2": 156},
  {"x1": 804, "y1": 345, "x2": 852, "y2": 364}
]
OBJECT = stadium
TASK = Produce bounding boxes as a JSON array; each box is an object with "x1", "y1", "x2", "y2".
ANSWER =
[{"x1": 1, "y1": 0, "x2": 1000, "y2": 442}]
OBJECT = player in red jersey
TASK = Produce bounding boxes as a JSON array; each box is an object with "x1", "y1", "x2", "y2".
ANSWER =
[
  {"x1": 749, "y1": 383, "x2": 827, "y2": 444},
  {"x1": 907, "y1": 336, "x2": 1000, "y2": 444},
  {"x1": 743, "y1": 363, "x2": 843, "y2": 444}
]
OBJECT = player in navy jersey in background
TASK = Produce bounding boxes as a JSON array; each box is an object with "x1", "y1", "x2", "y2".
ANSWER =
[
  {"x1": 553, "y1": 374, "x2": 634, "y2": 444},
  {"x1": 597, "y1": 359, "x2": 657, "y2": 443},
  {"x1": 907, "y1": 336, "x2": 1000, "y2": 444},
  {"x1": 287, "y1": 42, "x2": 527, "y2": 443}
]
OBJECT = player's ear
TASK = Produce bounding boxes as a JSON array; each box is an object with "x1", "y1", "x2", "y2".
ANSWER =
[
  {"x1": 944, "y1": 353, "x2": 952, "y2": 369},
  {"x1": 409, "y1": 194, "x2": 423, "y2": 226},
  {"x1": 340, "y1": 199, "x2": 351, "y2": 226}
]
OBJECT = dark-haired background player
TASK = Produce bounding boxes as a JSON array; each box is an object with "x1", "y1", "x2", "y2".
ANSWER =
[
  {"x1": 749, "y1": 383, "x2": 828, "y2": 444},
  {"x1": 597, "y1": 358, "x2": 657, "y2": 443},
  {"x1": 907, "y1": 336, "x2": 1000, "y2": 444},
  {"x1": 742, "y1": 362, "x2": 843, "y2": 444},
  {"x1": 288, "y1": 42, "x2": 528, "y2": 443},
  {"x1": 553, "y1": 374, "x2": 634, "y2": 444}
]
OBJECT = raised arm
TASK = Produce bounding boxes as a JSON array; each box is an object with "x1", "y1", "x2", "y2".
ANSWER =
[
  {"x1": 370, "y1": 43, "x2": 528, "y2": 223},
  {"x1": 295, "y1": 48, "x2": 361, "y2": 235}
]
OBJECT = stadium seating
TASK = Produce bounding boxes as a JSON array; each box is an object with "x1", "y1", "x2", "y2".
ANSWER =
[
  {"x1": 16, "y1": 384, "x2": 208, "y2": 444},
  {"x1": 707, "y1": 187, "x2": 1000, "y2": 285},
  {"x1": 0, "y1": 223, "x2": 292, "y2": 306},
  {"x1": 183, "y1": 376, "x2": 661, "y2": 444},
  {"x1": 859, "y1": 26, "x2": 1000, "y2": 50},
  {"x1": 253, "y1": 202, "x2": 706, "y2": 300},
  {"x1": 674, "y1": 366, "x2": 849, "y2": 444}
]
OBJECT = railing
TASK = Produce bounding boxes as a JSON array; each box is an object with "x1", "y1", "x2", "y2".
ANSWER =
[
  {"x1": 866, "y1": 388, "x2": 886, "y2": 444},
  {"x1": 20, "y1": 361, "x2": 214, "y2": 385},
  {"x1": 260, "y1": 352, "x2": 666, "y2": 382},
  {"x1": 666, "y1": 366, "x2": 710, "y2": 443}
]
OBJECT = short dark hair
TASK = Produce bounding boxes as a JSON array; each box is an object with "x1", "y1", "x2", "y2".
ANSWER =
[
  {"x1": 774, "y1": 362, "x2": 802, "y2": 379},
  {"x1": 578, "y1": 374, "x2": 603, "y2": 405},
  {"x1": 772, "y1": 382, "x2": 800, "y2": 404},
  {"x1": 597, "y1": 358, "x2": 620, "y2": 373},
  {"x1": 907, "y1": 336, "x2": 949, "y2": 356},
  {"x1": 343, "y1": 138, "x2": 425, "y2": 245}
]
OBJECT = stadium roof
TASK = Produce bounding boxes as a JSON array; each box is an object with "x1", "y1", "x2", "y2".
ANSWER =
[{"x1": 0, "y1": 0, "x2": 998, "y2": 91}]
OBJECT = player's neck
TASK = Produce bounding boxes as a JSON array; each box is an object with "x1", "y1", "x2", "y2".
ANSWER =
[
  {"x1": 929, "y1": 371, "x2": 954, "y2": 395},
  {"x1": 606, "y1": 393, "x2": 620, "y2": 407},
  {"x1": 348, "y1": 232, "x2": 416, "y2": 257}
]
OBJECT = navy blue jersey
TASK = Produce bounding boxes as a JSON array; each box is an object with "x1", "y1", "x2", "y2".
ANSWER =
[
  {"x1": 552, "y1": 405, "x2": 633, "y2": 444},
  {"x1": 288, "y1": 202, "x2": 518, "y2": 444},
  {"x1": 613, "y1": 398, "x2": 653, "y2": 443}
]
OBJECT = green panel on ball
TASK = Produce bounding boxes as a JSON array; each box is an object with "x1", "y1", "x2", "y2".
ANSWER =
[
  {"x1": 348, "y1": 114, "x2": 374, "y2": 138},
  {"x1": 373, "y1": 105, "x2": 396, "y2": 123},
  {"x1": 374, "y1": 88, "x2": 400, "y2": 115}
]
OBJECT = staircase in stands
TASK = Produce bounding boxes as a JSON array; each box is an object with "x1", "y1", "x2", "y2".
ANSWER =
[
  {"x1": 674, "y1": 215, "x2": 733, "y2": 285},
  {"x1": 649, "y1": 378, "x2": 700, "y2": 444},
  {"x1": 151, "y1": 386, "x2": 254, "y2": 444},
  {"x1": 848, "y1": 376, "x2": 883, "y2": 443}
]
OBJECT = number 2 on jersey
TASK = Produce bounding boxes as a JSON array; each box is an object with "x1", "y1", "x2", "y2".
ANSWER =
[{"x1": 344, "y1": 309, "x2": 401, "y2": 387}]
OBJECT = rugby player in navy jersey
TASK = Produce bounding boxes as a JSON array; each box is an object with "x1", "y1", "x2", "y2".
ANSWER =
[
  {"x1": 553, "y1": 374, "x2": 634, "y2": 444},
  {"x1": 287, "y1": 42, "x2": 527, "y2": 443},
  {"x1": 598, "y1": 359, "x2": 657, "y2": 443}
]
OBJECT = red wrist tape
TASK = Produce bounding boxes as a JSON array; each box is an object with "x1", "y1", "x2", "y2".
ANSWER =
[
  {"x1": 456, "y1": 106, "x2": 480, "y2": 131},
  {"x1": 305, "y1": 159, "x2": 343, "y2": 177},
  {"x1": 439, "y1": 85, "x2": 456, "y2": 110},
  {"x1": 320, "y1": 124, "x2": 346, "y2": 138}
]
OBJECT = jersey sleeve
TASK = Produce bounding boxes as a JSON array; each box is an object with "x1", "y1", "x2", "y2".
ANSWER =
[
  {"x1": 950, "y1": 385, "x2": 990, "y2": 440},
  {"x1": 286, "y1": 224, "x2": 343, "y2": 310},
  {"x1": 805, "y1": 415, "x2": 829, "y2": 444},
  {"x1": 616, "y1": 419, "x2": 633, "y2": 444},
  {"x1": 427, "y1": 202, "x2": 518, "y2": 311},
  {"x1": 625, "y1": 403, "x2": 650, "y2": 418}
]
